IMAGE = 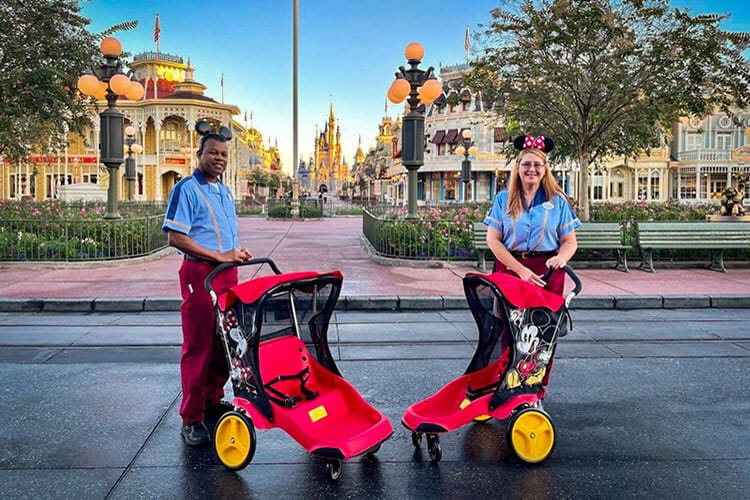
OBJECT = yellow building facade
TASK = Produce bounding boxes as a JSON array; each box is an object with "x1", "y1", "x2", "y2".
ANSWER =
[{"x1": 0, "y1": 52, "x2": 278, "y2": 203}]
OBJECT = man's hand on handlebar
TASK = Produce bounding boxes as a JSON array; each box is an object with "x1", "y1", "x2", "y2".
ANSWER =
[{"x1": 220, "y1": 248, "x2": 253, "y2": 263}]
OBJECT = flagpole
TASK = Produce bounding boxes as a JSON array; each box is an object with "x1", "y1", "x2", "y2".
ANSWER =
[
  {"x1": 155, "y1": 12, "x2": 161, "y2": 53},
  {"x1": 465, "y1": 22, "x2": 470, "y2": 63}
]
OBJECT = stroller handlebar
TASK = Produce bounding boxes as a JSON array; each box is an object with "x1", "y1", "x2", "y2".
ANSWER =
[
  {"x1": 204, "y1": 257, "x2": 282, "y2": 298},
  {"x1": 541, "y1": 266, "x2": 583, "y2": 299}
]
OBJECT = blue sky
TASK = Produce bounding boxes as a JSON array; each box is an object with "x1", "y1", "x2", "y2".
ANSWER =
[{"x1": 80, "y1": 0, "x2": 749, "y2": 175}]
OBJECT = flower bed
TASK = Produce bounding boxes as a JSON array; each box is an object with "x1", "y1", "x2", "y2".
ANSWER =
[{"x1": 0, "y1": 200, "x2": 167, "y2": 261}]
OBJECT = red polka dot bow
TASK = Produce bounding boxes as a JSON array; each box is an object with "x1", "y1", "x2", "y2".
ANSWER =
[{"x1": 523, "y1": 135, "x2": 546, "y2": 150}]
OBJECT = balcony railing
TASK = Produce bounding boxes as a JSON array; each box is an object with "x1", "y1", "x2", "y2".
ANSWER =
[{"x1": 677, "y1": 150, "x2": 731, "y2": 162}]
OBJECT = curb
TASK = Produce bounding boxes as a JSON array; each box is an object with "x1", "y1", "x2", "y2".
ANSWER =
[{"x1": 1, "y1": 295, "x2": 749, "y2": 313}]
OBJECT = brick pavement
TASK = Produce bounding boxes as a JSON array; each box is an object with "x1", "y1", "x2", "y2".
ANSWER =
[{"x1": 0, "y1": 217, "x2": 748, "y2": 302}]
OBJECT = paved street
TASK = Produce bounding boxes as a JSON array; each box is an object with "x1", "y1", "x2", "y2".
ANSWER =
[{"x1": 0, "y1": 308, "x2": 748, "y2": 498}]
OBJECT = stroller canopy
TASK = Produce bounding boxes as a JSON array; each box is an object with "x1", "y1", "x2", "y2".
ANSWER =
[
  {"x1": 466, "y1": 272, "x2": 564, "y2": 311},
  {"x1": 219, "y1": 270, "x2": 344, "y2": 311}
]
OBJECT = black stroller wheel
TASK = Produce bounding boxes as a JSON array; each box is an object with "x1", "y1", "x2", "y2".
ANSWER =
[
  {"x1": 326, "y1": 459, "x2": 342, "y2": 480},
  {"x1": 426, "y1": 434, "x2": 442, "y2": 464},
  {"x1": 411, "y1": 432, "x2": 422, "y2": 448}
]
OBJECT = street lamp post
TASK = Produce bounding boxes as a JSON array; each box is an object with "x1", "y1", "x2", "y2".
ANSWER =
[
  {"x1": 387, "y1": 42, "x2": 442, "y2": 219},
  {"x1": 124, "y1": 126, "x2": 142, "y2": 201},
  {"x1": 76, "y1": 37, "x2": 144, "y2": 219},
  {"x1": 455, "y1": 129, "x2": 478, "y2": 202}
]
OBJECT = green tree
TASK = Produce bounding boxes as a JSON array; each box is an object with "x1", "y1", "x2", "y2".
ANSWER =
[
  {"x1": 470, "y1": 0, "x2": 750, "y2": 220},
  {"x1": 0, "y1": 0, "x2": 97, "y2": 160},
  {"x1": 0, "y1": 1, "x2": 136, "y2": 161}
]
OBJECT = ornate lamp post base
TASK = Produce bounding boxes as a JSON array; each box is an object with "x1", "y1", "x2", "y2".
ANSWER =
[
  {"x1": 103, "y1": 164, "x2": 122, "y2": 220},
  {"x1": 291, "y1": 178, "x2": 301, "y2": 218}
]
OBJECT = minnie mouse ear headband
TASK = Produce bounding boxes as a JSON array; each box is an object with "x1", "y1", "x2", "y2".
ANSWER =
[
  {"x1": 513, "y1": 134, "x2": 554, "y2": 153},
  {"x1": 196, "y1": 121, "x2": 232, "y2": 152}
]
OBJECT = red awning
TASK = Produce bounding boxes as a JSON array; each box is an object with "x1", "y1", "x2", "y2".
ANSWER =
[
  {"x1": 445, "y1": 129, "x2": 459, "y2": 143},
  {"x1": 431, "y1": 130, "x2": 446, "y2": 144}
]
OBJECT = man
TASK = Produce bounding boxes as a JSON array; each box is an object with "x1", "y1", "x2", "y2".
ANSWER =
[{"x1": 162, "y1": 129, "x2": 252, "y2": 446}]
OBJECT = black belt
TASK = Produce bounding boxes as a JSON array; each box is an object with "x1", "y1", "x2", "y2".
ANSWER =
[
  {"x1": 511, "y1": 251, "x2": 557, "y2": 259},
  {"x1": 183, "y1": 254, "x2": 218, "y2": 265}
]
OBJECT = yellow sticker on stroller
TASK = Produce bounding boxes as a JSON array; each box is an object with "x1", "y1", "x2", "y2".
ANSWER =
[{"x1": 309, "y1": 405, "x2": 328, "y2": 422}]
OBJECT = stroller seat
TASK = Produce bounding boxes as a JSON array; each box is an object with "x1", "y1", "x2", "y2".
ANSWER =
[
  {"x1": 257, "y1": 335, "x2": 391, "y2": 459},
  {"x1": 258, "y1": 336, "x2": 320, "y2": 408}
]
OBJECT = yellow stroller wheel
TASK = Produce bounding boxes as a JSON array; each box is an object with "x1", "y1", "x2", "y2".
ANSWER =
[
  {"x1": 507, "y1": 407, "x2": 555, "y2": 463},
  {"x1": 214, "y1": 411, "x2": 257, "y2": 470}
]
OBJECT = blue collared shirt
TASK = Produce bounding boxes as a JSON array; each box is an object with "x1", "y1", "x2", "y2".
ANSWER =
[
  {"x1": 484, "y1": 189, "x2": 580, "y2": 252},
  {"x1": 162, "y1": 169, "x2": 240, "y2": 252}
]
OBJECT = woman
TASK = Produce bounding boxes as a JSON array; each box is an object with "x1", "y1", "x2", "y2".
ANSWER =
[{"x1": 484, "y1": 135, "x2": 580, "y2": 294}]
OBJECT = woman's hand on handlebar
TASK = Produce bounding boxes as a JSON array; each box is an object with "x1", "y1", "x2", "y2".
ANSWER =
[
  {"x1": 545, "y1": 255, "x2": 567, "y2": 270},
  {"x1": 516, "y1": 266, "x2": 546, "y2": 288},
  {"x1": 220, "y1": 247, "x2": 253, "y2": 263}
]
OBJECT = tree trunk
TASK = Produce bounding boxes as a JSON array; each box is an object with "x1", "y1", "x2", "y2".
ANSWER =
[{"x1": 577, "y1": 149, "x2": 592, "y2": 221}]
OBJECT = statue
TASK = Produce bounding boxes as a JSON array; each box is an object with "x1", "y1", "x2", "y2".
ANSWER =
[{"x1": 720, "y1": 175, "x2": 748, "y2": 216}]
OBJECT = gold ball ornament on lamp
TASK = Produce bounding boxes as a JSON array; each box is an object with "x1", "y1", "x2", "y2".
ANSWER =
[
  {"x1": 404, "y1": 42, "x2": 424, "y2": 61},
  {"x1": 388, "y1": 78, "x2": 411, "y2": 103},
  {"x1": 94, "y1": 81, "x2": 108, "y2": 100},
  {"x1": 125, "y1": 81, "x2": 145, "y2": 100},
  {"x1": 109, "y1": 74, "x2": 132, "y2": 96},
  {"x1": 417, "y1": 79, "x2": 442, "y2": 104},
  {"x1": 77, "y1": 74, "x2": 100, "y2": 96},
  {"x1": 100, "y1": 37, "x2": 122, "y2": 57}
]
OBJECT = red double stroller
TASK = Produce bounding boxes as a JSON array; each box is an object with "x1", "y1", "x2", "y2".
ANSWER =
[
  {"x1": 205, "y1": 258, "x2": 393, "y2": 480},
  {"x1": 402, "y1": 266, "x2": 582, "y2": 464}
]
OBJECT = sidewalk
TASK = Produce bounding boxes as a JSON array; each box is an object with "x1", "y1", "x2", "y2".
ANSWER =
[{"x1": 1, "y1": 217, "x2": 749, "y2": 311}]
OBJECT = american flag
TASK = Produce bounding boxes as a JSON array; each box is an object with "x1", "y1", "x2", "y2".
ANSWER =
[{"x1": 154, "y1": 13, "x2": 161, "y2": 44}]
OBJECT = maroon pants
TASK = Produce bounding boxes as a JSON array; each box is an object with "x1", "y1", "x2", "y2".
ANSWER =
[
  {"x1": 494, "y1": 254, "x2": 565, "y2": 295},
  {"x1": 178, "y1": 259, "x2": 238, "y2": 424}
]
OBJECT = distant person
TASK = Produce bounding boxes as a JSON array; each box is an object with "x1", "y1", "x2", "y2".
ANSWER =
[
  {"x1": 162, "y1": 124, "x2": 253, "y2": 446},
  {"x1": 484, "y1": 135, "x2": 579, "y2": 294}
]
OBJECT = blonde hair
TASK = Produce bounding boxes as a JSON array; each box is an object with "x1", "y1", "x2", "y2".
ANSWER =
[{"x1": 506, "y1": 149, "x2": 564, "y2": 219}]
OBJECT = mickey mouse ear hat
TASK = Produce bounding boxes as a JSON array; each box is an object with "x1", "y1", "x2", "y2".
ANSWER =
[
  {"x1": 196, "y1": 121, "x2": 233, "y2": 141},
  {"x1": 513, "y1": 134, "x2": 554, "y2": 153}
]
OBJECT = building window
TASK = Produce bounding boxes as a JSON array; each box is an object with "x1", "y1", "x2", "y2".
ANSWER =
[
  {"x1": 716, "y1": 132, "x2": 732, "y2": 150},
  {"x1": 680, "y1": 176, "x2": 696, "y2": 199},
  {"x1": 83, "y1": 174, "x2": 98, "y2": 184},
  {"x1": 9, "y1": 174, "x2": 35, "y2": 199},
  {"x1": 444, "y1": 172, "x2": 458, "y2": 200},
  {"x1": 650, "y1": 171, "x2": 660, "y2": 200},
  {"x1": 592, "y1": 171, "x2": 603, "y2": 200},
  {"x1": 685, "y1": 132, "x2": 703, "y2": 151},
  {"x1": 46, "y1": 174, "x2": 73, "y2": 198},
  {"x1": 610, "y1": 171, "x2": 624, "y2": 198}
]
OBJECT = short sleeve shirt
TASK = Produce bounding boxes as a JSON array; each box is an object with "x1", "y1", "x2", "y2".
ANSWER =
[
  {"x1": 162, "y1": 169, "x2": 240, "y2": 253},
  {"x1": 484, "y1": 189, "x2": 580, "y2": 252}
]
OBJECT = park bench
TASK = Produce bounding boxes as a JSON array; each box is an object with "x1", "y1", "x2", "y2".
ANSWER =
[
  {"x1": 474, "y1": 222, "x2": 491, "y2": 271},
  {"x1": 636, "y1": 221, "x2": 750, "y2": 273},
  {"x1": 575, "y1": 222, "x2": 631, "y2": 272},
  {"x1": 473, "y1": 221, "x2": 631, "y2": 272}
]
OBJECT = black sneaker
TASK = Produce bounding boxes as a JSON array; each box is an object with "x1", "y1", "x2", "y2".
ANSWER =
[
  {"x1": 205, "y1": 400, "x2": 234, "y2": 421},
  {"x1": 181, "y1": 421, "x2": 210, "y2": 446}
]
